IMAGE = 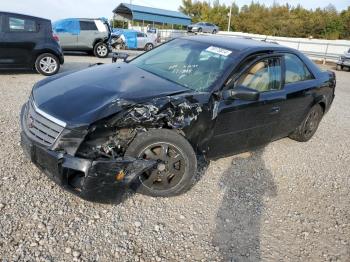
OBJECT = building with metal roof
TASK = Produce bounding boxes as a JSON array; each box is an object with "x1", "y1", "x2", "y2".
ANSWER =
[{"x1": 113, "y1": 3, "x2": 191, "y2": 27}]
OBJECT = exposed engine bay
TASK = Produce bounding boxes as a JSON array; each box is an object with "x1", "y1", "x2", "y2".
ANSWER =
[{"x1": 76, "y1": 96, "x2": 203, "y2": 161}]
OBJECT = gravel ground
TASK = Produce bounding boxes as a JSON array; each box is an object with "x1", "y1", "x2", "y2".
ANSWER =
[{"x1": 0, "y1": 55, "x2": 349, "y2": 262}]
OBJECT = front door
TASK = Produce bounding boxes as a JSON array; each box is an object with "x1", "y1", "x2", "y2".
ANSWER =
[
  {"x1": 0, "y1": 14, "x2": 5, "y2": 66},
  {"x1": 207, "y1": 56, "x2": 286, "y2": 158}
]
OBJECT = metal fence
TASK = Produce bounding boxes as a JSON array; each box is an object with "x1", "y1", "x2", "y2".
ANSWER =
[{"x1": 157, "y1": 30, "x2": 350, "y2": 63}]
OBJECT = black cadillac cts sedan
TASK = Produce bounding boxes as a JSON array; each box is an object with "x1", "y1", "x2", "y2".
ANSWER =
[{"x1": 20, "y1": 35, "x2": 335, "y2": 201}]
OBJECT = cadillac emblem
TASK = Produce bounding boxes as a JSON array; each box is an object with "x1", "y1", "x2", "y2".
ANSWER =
[{"x1": 27, "y1": 115, "x2": 34, "y2": 129}]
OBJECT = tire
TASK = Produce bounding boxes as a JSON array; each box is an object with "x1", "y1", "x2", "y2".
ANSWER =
[
  {"x1": 94, "y1": 42, "x2": 109, "y2": 58},
  {"x1": 198, "y1": 28, "x2": 202, "y2": 33},
  {"x1": 35, "y1": 53, "x2": 60, "y2": 76},
  {"x1": 125, "y1": 129, "x2": 197, "y2": 197},
  {"x1": 289, "y1": 104, "x2": 324, "y2": 142},
  {"x1": 212, "y1": 29, "x2": 217, "y2": 34},
  {"x1": 144, "y1": 43, "x2": 154, "y2": 51},
  {"x1": 336, "y1": 65, "x2": 343, "y2": 71}
]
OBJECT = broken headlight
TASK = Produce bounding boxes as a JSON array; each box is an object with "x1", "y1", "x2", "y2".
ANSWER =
[{"x1": 52, "y1": 128, "x2": 88, "y2": 155}]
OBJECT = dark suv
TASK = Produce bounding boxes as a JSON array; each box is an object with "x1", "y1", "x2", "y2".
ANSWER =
[
  {"x1": 0, "y1": 12, "x2": 64, "y2": 75},
  {"x1": 20, "y1": 36, "x2": 335, "y2": 202}
]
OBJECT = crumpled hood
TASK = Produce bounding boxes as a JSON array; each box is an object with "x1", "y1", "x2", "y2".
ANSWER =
[{"x1": 32, "y1": 63, "x2": 189, "y2": 126}]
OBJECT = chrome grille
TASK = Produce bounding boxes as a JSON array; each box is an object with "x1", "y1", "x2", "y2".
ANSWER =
[{"x1": 25, "y1": 102, "x2": 65, "y2": 147}]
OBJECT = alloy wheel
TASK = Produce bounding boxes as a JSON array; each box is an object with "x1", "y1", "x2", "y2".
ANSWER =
[
  {"x1": 146, "y1": 44, "x2": 153, "y2": 51},
  {"x1": 39, "y1": 56, "x2": 58, "y2": 74},
  {"x1": 97, "y1": 45, "x2": 108, "y2": 57},
  {"x1": 304, "y1": 107, "x2": 322, "y2": 136},
  {"x1": 138, "y1": 142, "x2": 186, "y2": 191}
]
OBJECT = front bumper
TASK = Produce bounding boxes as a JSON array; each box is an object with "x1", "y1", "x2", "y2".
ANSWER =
[
  {"x1": 56, "y1": 46, "x2": 65, "y2": 65},
  {"x1": 337, "y1": 60, "x2": 350, "y2": 67},
  {"x1": 187, "y1": 28, "x2": 199, "y2": 32},
  {"x1": 20, "y1": 131, "x2": 155, "y2": 202},
  {"x1": 58, "y1": 54, "x2": 64, "y2": 65}
]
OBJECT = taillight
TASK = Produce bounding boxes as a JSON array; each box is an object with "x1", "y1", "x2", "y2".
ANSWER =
[{"x1": 52, "y1": 33, "x2": 60, "y2": 42}]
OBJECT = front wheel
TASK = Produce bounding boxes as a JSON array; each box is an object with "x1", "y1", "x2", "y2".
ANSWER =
[
  {"x1": 289, "y1": 104, "x2": 324, "y2": 142},
  {"x1": 125, "y1": 129, "x2": 197, "y2": 197},
  {"x1": 144, "y1": 43, "x2": 154, "y2": 51},
  {"x1": 212, "y1": 29, "x2": 217, "y2": 34},
  {"x1": 336, "y1": 64, "x2": 343, "y2": 71},
  {"x1": 35, "y1": 53, "x2": 60, "y2": 76},
  {"x1": 94, "y1": 42, "x2": 109, "y2": 58}
]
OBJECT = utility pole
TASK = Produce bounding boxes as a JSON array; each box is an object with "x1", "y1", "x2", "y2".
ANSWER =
[{"x1": 227, "y1": 3, "x2": 232, "y2": 32}]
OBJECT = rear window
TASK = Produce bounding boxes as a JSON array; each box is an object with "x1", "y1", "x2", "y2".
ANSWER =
[
  {"x1": 80, "y1": 21, "x2": 98, "y2": 31},
  {"x1": 9, "y1": 16, "x2": 37, "y2": 32},
  {"x1": 285, "y1": 54, "x2": 314, "y2": 84}
]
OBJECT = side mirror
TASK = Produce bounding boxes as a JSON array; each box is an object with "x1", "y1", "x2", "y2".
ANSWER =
[
  {"x1": 222, "y1": 86, "x2": 260, "y2": 101},
  {"x1": 112, "y1": 52, "x2": 129, "y2": 63}
]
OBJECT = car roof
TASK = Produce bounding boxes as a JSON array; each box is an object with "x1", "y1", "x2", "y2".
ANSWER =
[
  {"x1": 62, "y1": 18, "x2": 106, "y2": 21},
  {"x1": 0, "y1": 11, "x2": 50, "y2": 22},
  {"x1": 182, "y1": 35, "x2": 292, "y2": 53}
]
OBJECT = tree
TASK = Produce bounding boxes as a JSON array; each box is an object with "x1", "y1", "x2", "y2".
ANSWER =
[{"x1": 178, "y1": 0, "x2": 350, "y2": 39}]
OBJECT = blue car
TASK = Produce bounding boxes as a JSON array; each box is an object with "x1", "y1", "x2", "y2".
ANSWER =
[{"x1": 111, "y1": 29, "x2": 156, "y2": 51}]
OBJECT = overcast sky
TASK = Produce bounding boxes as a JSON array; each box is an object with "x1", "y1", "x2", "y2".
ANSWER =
[{"x1": 2, "y1": 0, "x2": 348, "y2": 21}]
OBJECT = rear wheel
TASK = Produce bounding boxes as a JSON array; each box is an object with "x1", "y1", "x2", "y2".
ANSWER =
[
  {"x1": 289, "y1": 104, "x2": 324, "y2": 142},
  {"x1": 125, "y1": 129, "x2": 197, "y2": 197},
  {"x1": 35, "y1": 53, "x2": 60, "y2": 76},
  {"x1": 94, "y1": 42, "x2": 109, "y2": 58}
]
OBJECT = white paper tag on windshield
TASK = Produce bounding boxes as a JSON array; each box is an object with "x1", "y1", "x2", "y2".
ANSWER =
[{"x1": 206, "y1": 46, "x2": 232, "y2": 56}]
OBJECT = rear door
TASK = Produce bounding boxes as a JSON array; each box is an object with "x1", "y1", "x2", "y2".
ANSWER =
[
  {"x1": 54, "y1": 19, "x2": 79, "y2": 50},
  {"x1": 272, "y1": 53, "x2": 317, "y2": 139},
  {"x1": 0, "y1": 14, "x2": 39, "y2": 67},
  {"x1": 77, "y1": 20, "x2": 99, "y2": 49},
  {"x1": 137, "y1": 32, "x2": 147, "y2": 49}
]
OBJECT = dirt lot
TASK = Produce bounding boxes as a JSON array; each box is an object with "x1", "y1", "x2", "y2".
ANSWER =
[{"x1": 0, "y1": 55, "x2": 349, "y2": 262}]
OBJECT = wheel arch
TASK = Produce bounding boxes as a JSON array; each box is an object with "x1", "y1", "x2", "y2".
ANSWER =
[
  {"x1": 92, "y1": 38, "x2": 104, "y2": 47},
  {"x1": 313, "y1": 95, "x2": 327, "y2": 113},
  {"x1": 319, "y1": 101, "x2": 326, "y2": 113},
  {"x1": 31, "y1": 49, "x2": 61, "y2": 67}
]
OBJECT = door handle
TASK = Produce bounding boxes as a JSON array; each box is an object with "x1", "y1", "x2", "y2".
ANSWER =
[{"x1": 269, "y1": 106, "x2": 280, "y2": 114}]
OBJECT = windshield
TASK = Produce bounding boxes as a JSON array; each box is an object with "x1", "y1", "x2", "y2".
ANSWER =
[{"x1": 130, "y1": 39, "x2": 235, "y2": 92}]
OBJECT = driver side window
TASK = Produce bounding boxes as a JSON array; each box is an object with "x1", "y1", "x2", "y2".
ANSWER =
[{"x1": 236, "y1": 58, "x2": 282, "y2": 92}]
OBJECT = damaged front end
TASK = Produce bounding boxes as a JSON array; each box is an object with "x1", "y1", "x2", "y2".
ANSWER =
[{"x1": 20, "y1": 94, "x2": 204, "y2": 202}]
